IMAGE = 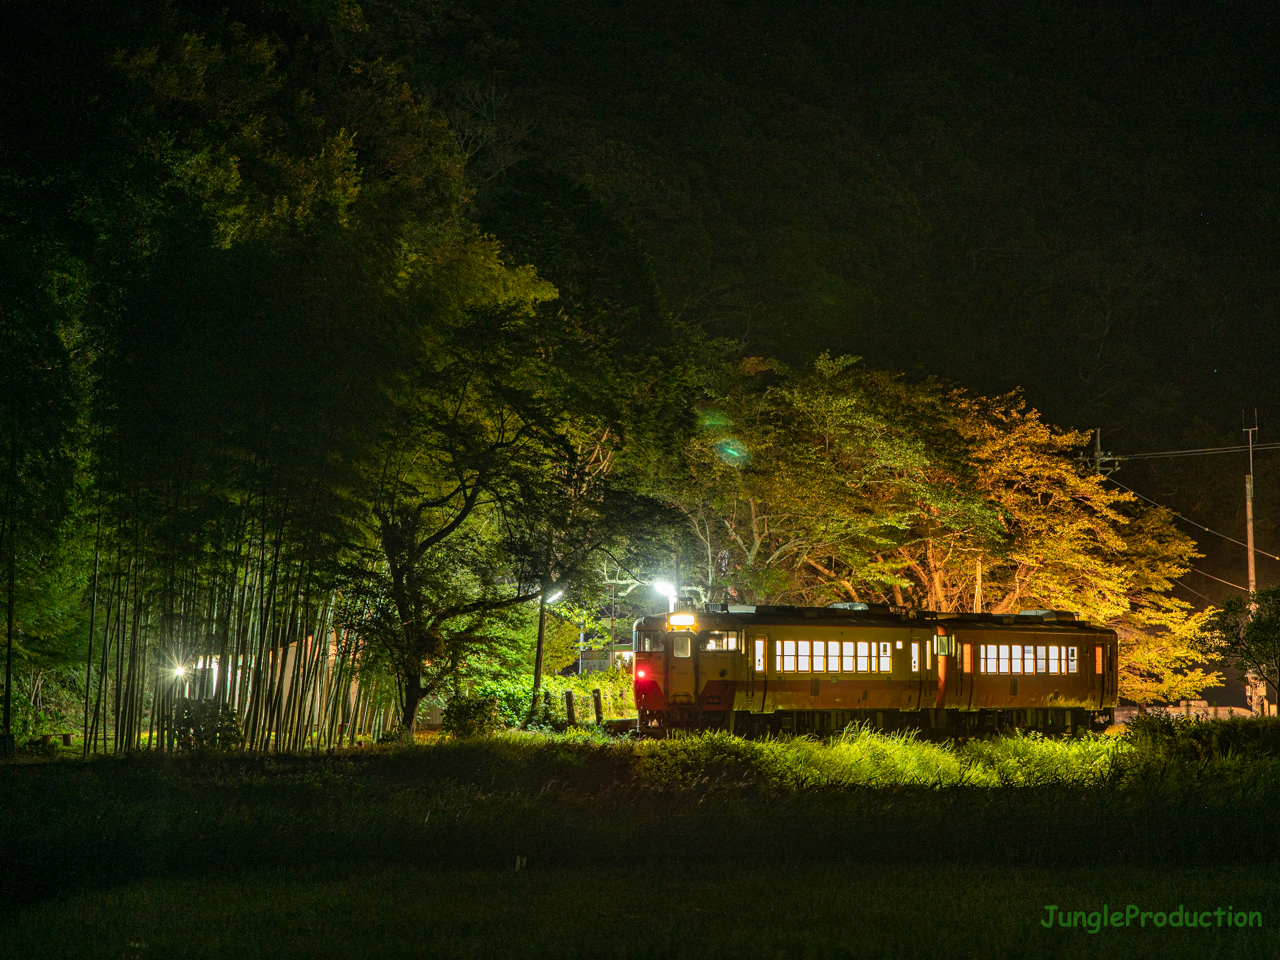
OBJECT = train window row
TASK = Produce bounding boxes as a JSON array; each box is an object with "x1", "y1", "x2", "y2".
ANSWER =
[
  {"x1": 768, "y1": 639, "x2": 923, "y2": 675},
  {"x1": 978, "y1": 644, "x2": 1078, "y2": 675}
]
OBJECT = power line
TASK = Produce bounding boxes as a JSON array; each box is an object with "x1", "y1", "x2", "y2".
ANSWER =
[
  {"x1": 1107, "y1": 477, "x2": 1280, "y2": 563},
  {"x1": 1189, "y1": 567, "x2": 1247, "y2": 592},
  {"x1": 1173, "y1": 578, "x2": 1218, "y2": 604},
  {"x1": 1106, "y1": 441, "x2": 1280, "y2": 462}
]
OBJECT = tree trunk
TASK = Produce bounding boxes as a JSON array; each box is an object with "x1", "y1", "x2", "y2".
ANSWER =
[
  {"x1": 400, "y1": 671, "x2": 424, "y2": 739},
  {"x1": 82, "y1": 499, "x2": 102, "y2": 756},
  {"x1": 3, "y1": 507, "x2": 14, "y2": 741}
]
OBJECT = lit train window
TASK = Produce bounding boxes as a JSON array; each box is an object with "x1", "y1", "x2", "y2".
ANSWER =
[
  {"x1": 1094, "y1": 645, "x2": 1102, "y2": 674},
  {"x1": 701, "y1": 631, "x2": 739, "y2": 651},
  {"x1": 856, "y1": 641, "x2": 870, "y2": 672},
  {"x1": 911, "y1": 642, "x2": 919, "y2": 673},
  {"x1": 999, "y1": 645, "x2": 1010, "y2": 674},
  {"x1": 1024, "y1": 646, "x2": 1035, "y2": 674},
  {"x1": 963, "y1": 643, "x2": 972, "y2": 673},
  {"x1": 1011, "y1": 645, "x2": 1023, "y2": 674},
  {"x1": 842, "y1": 642, "x2": 854, "y2": 672},
  {"x1": 1048, "y1": 646, "x2": 1060, "y2": 674},
  {"x1": 641, "y1": 634, "x2": 664, "y2": 652},
  {"x1": 755, "y1": 639, "x2": 766, "y2": 673},
  {"x1": 783, "y1": 640, "x2": 796, "y2": 673},
  {"x1": 878, "y1": 642, "x2": 891, "y2": 673},
  {"x1": 1067, "y1": 646, "x2": 1078, "y2": 673},
  {"x1": 813, "y1": 641, "x2": 826, "y2": 673},
  {"x1": 798, "y1": 640, "x2": 811, "y2": 673},
  {"x1": 1036, "y1": 646, "x2": 1048, "y2": 673}
]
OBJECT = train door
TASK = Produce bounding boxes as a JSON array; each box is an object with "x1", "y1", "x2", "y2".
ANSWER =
[
  {"x1": 665, "y1": 632, "x2": 698, "y2": 706},
  {"x1": 959, "y1": 637, "x2": 975, "y2": 710},
  {"x1": 1100, "y1": 636, "x2": 1116, "y2": 706},
  {"x1": 904, "y1": 630, "x2": 930, "y2": 709},
  {"x1": 746, "y1": 631, "x2": 767, "y2": 712}
]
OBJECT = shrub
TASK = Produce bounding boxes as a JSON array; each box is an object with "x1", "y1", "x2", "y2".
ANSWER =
[
  {"x1": 1125, "y1": 712, "x2": 1280, "y2": 761},
  {"x1": 172, "y1": 698, "x2": 243, "y2": 750},
  {"x1": 442, "y1": 695, "x2": 503, "y2": 738}
]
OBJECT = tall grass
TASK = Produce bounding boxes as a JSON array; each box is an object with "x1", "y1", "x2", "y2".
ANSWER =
[
  {"x1": 9, "y1": 719, "x2": 1280, "y2": 912},
  {"x1": 485, "y1": 724, "x2": 1128, "y2": 789}
]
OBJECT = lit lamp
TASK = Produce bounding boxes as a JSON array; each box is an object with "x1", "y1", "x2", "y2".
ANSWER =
[{"x1": 653, "y1": 580, "x2": 676, "y2": 613}]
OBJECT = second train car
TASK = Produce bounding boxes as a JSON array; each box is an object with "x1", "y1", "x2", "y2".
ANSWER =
[{"x1": 632, "y1": 601, "x2": 1117, "y2": 737}]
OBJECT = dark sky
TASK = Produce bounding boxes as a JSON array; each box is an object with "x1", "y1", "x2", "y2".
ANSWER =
[
  {"x1": 424, "y1": 0, "x2": 1280, "y2": 607},
  {"x1": 426, "y1": 3, "x2": 1275, "y2": 432}
]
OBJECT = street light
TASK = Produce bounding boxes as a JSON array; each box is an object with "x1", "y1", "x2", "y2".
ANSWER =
[{"x1": 653, "y1": 580, "x2": 676, "y2": 613}]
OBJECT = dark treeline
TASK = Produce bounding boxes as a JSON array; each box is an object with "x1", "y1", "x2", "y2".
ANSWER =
[
  {"x1": 0, "y1": 0, "x2": 695, "y2": 749},
  {"x1": 0, "y1": 0, "x2": 1244, "y2": 750}
]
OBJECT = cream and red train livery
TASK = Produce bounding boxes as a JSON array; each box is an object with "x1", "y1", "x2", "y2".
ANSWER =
[{"x1": 632, "y1": 602, "x2": 1117, "y2": 737}]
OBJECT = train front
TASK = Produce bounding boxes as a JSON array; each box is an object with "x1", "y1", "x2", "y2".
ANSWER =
[{"x1": 631, "y1": 607, "x2": 742, "y2": 732}]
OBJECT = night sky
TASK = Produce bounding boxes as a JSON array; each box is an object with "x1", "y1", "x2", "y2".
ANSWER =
[{"x1": 419, "y1": 0, "x2": 1280, "y2": 609}]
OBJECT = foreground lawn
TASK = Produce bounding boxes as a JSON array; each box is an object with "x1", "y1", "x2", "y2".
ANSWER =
[
  {"x1": 4, "y1": 863, "x2": 1277, "y2": 960},
  {"x1": 7, "y1": 721, "x2": 1280, "y2": 958}
]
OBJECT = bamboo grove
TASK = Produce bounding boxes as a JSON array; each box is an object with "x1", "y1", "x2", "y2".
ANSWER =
[{"x1": 80, "y1": 486, "x2": 400, "y2": 755}]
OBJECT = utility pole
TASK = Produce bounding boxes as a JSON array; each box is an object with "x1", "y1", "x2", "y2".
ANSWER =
[
  {"x1": 1244, "y1": 413, "x2": 1266, "y2": 716},
  {"x1": 1087, "y1": 420, "x2": 1278, "y2": 711},
  {"x1": 525, "y1": 587, "x2": 548, "y2": 727},
  {"x1": 1245, "y1": 414, "x2": 1258, "y2": 596}
]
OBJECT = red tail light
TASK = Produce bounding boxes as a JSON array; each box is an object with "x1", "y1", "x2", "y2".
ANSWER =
[{"x1": 637, "y1": 669, "x2": 646, "y2": 678}]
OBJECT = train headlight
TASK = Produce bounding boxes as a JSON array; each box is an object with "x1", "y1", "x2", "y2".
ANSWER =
[{"x1": 669, "y1": 613, "x2": 695, "y2": 627}]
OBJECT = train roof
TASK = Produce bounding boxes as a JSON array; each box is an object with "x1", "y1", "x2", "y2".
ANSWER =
[{"x1": 635, "y1": 603, "x2": 1110, "y2": 634}]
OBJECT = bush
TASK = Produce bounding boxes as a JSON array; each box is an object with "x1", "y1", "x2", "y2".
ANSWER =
[
  {"x1": 468, "y1": 668, "x2": 636, "y2": 730},
  {"x1": 172, "y1": 698, "x2": 243, "y2": 750},
  {"x1": 1125, "y1": 712, "x2": 1280, "y2": 761},
  {"x1": 442, "y1": 695, "x2": 503, "y2": 738}
]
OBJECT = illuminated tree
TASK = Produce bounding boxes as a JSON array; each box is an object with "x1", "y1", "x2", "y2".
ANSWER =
[{"x1": 670, "y1": 355, "x2": 1219, "y2": 703}]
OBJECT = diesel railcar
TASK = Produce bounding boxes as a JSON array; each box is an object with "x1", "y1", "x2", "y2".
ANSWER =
[{"x1": 632, "y1": 602, "x2": 1117, "y2": 737}]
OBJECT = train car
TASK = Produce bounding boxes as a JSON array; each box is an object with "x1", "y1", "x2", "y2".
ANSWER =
[{"x1": 632, "y1": 602, "x2": 1117, "y2": 737}]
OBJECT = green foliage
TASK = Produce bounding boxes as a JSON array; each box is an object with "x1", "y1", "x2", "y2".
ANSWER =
[
  {"x1": 171, "y1": 698, "x2": 243, "y2": 751},
  {"x1": 1124, "y1": 712, "x2": 1280, "y2": 763},
  {"x1": 441, "y1": 694, "x2": 502, "y2": 738},
  {"x1": 470, "y1": 667, "x2": 635, "y2": 730},
  {"x1": 1204, "y1": 587, "x2": 1280, "y2": 703}
]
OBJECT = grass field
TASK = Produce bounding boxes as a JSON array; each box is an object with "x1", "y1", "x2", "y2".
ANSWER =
[
  {"x1": 6, "y1": 864, "x2": 1279, "y2": 960},
  {"x1": 4, "y1": 720, "x2": 1280, "y2": 959}
]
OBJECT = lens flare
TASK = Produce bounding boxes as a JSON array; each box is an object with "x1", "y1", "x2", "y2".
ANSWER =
[{"x1": 714, "y1": 438, "x2": 749, "y2": 466}]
